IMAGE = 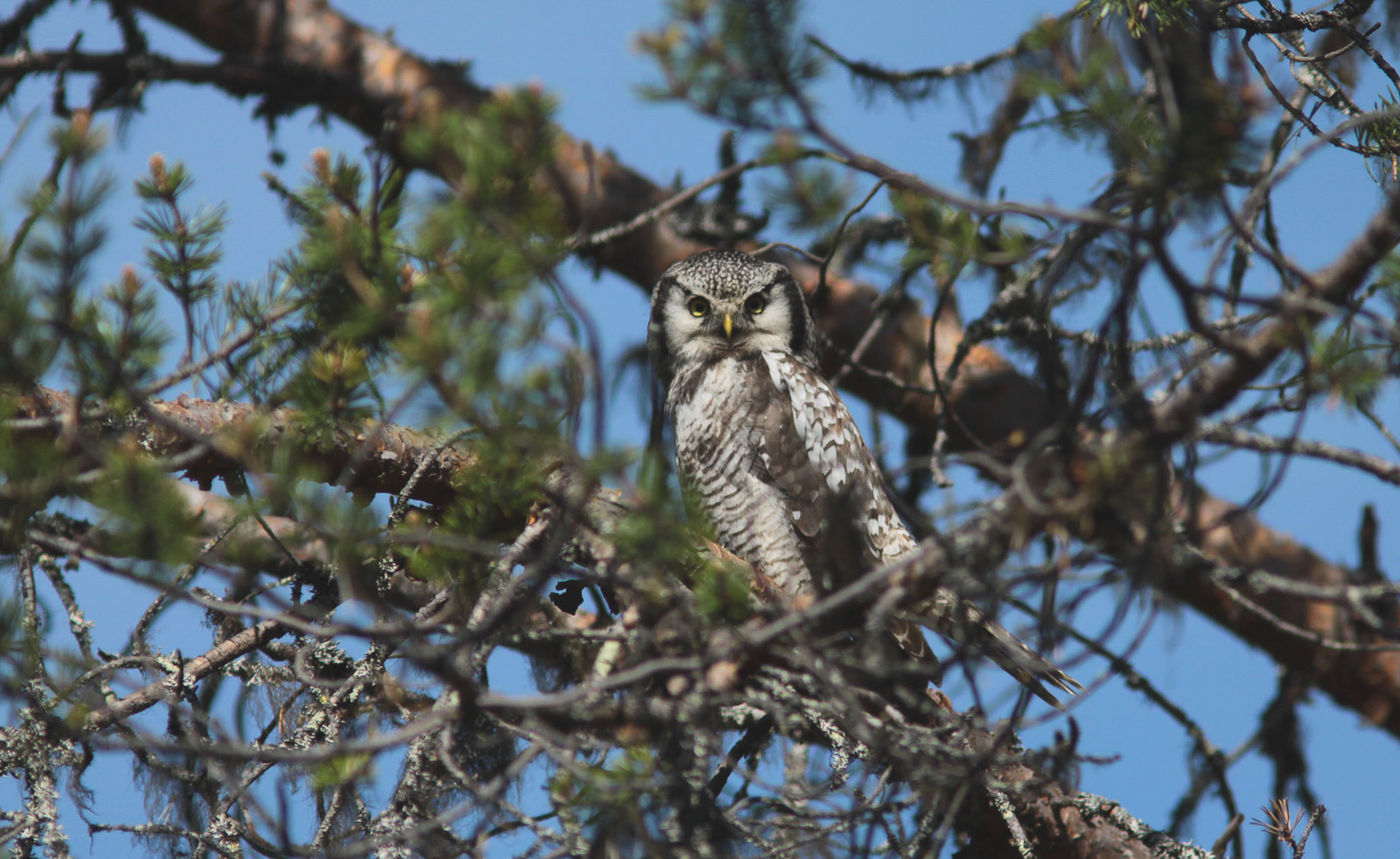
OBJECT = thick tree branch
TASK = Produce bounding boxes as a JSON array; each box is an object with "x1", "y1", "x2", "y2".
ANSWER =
[
  {"x1": 125, "y1": 0, "x2": 697, "y2": 291},
  {"x1": 1137, "y1": 190, "x2": 1400, "y2": 734},
  {"x1": 1152, "y1": 189, "x2": 1400, "y2": 437},
  {"x1": 14, "y1": 387, "x2": 482, "y2": 508}
]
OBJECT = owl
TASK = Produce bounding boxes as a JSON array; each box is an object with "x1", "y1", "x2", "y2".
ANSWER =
[{"x1": 648, "y1": 249, "x2": 1078, "y2": 706}]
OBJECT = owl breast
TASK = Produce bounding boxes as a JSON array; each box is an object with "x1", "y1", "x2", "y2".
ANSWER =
[{"x1": 668, "y1": 353, "x2": 818, "y2": 599}]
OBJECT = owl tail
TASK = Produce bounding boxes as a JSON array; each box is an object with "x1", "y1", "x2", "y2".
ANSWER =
[{"x1": 905, "y1": 593, "x2": 1081, "y2": 709}]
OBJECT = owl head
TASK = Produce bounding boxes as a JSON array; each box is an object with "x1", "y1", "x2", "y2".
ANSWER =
[{"x1": 648, "y1": 249, "x2": 820, "y2": 388}]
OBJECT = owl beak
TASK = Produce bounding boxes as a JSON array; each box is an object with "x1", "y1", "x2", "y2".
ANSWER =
[{"x1": 723, "y1": 313, "x2": 734, "y2": 340}]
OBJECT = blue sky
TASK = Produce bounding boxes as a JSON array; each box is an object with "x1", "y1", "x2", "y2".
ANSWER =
[{"x1": 4, "y1": 1, "x2": 1399, "y2": 855}]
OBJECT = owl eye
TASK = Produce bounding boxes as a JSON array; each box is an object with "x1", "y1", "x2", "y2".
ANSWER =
[
  {"x1": 686, "y1": 296, "x2": 711, "y2": 317},
  {"x1": 745, "y1": 294, "x2": 767, "y2": 315}
]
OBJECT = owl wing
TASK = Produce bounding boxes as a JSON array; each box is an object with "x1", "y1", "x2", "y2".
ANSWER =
[
  {"x1": 759, "y1": 352, "x2": 915, "y2": 559},
  {"x1": 757, "y1": 353, "x2": 1080, "y2": 707},
  {"x1": 751, "y1": 353, "x2": 889, "y2": 591}
]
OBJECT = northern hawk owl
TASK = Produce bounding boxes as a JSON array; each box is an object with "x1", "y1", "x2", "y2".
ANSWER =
[{"x1": 648, "y1": 249, "x2": 1078, "y2": 706}]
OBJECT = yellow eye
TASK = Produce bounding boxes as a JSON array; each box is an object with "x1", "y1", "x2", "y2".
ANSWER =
[
  {"x1": 745, "y1": 294, "x2": 767, "y2": 315},
  {"x1": 687, "y1": 296, "x2": 710, "y2": 317}
]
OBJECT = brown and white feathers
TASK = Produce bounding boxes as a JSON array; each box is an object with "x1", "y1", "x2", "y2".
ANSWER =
[{"x1": 648, "y1": 249, "x2": 1078, "y2": 706}]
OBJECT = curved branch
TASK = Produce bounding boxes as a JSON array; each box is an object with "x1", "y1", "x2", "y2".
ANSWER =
[
  {"x1": 13, "y1": 386, "x2": 482, "y2": 508},
  {"x1": 83, "y1": 617, "x2": 287, "y2": 732}
]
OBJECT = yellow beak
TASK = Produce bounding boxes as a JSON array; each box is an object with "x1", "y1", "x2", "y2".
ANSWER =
[{"x1": 723, "y1": 313, "x2": 733, "y2": 339}]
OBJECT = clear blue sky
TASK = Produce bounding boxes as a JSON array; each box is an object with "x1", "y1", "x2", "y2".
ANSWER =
[{"x1": 4, "y1": 2, "x2": 1398, "y2": 855}]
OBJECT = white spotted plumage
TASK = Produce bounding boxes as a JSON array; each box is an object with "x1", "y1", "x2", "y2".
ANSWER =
[
  {"x1": 762, "y1": 350, "x2": 913, "y2": 562},
  {"x1": 648, "y1": 249, "x2": 1079, "y2": 705}
]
